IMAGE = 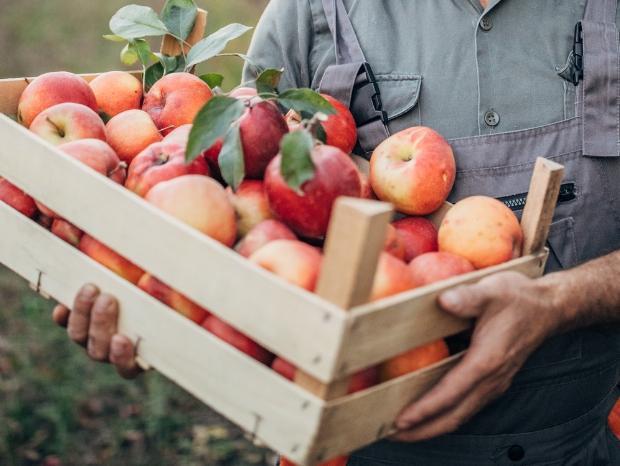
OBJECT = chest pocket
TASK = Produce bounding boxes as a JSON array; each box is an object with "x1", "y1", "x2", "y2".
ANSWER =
[{"x1": 375, "y1": 74, "x2": 422, "y2": 134}]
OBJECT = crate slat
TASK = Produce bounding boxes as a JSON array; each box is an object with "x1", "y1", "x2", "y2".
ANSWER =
[
  {"x1": 0, "y1": 201, "x2": 327, "y2": 464},
  {"x1": 0, "y1": 114, "x2": 347, "y2": 382}
]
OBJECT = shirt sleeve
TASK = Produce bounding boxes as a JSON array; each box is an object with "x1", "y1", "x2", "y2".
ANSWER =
[{"x1": 242, "y1": 0, "x2": 315, "y2": 91}]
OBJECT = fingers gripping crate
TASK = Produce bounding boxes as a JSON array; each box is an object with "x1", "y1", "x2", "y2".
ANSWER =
[{"x1": 0, "y1": 15, "x2": 564, "y2": 466}]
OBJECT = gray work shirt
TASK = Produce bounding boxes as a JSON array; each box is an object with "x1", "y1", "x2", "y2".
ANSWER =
[{"x1": 244, "y1": 0, "x2": 620, "y2": 139}]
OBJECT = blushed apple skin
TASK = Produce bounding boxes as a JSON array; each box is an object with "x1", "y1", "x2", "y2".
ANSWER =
[
  {"x1": 79, "y1": 234, "x2": 144, "y2": 285},
  {"x1": 125, "y1": 141, "x2": 209, "y2": 197},
  {"x1": 106, "y1": 109, "x2": 163, "y2": 164},
  {"x1": 226, "y1": 180, "x2": 273, "y2": 238},
  {"x1": 30, "y1": 103, "x2": 106, "y2": 146},
  {"x1": 321, "y1": 94, "x2": 358, "y2": 155},
  {"x1": 142, "y1": 72, "x2": 213, "y2": 135},
  {"x1": 235, "y1": 220, "x2": 297, "y2": 258},
  {"x1": 202, "y1": 316, "x2": 274, "y2": 365},
  {"x1": 383, "y1": 224, "x2": 407, "y2": 261},
  {"x1": 51, "y1": 219, "x2": 83, "y2": 247},
  {"x1": 380, "y1": 339, "x2": 450, "y2": 381},
  {"x1": 265, "y1": 144, "x2": 362, "y2": 239},
  {"x1": 370, "y1": 126, "x2": 456, "y2": 215},
  {"x1": 392, "y1": 216, "x2": 439, "y2": 263},
  {"x1": 438, "y1": 196, "x2": 523, "y2": 269},
  {"x1": 0, "y1": 178, "x2": 37, "y2": 218},
  {"x1": 371, "y1": 252, "x2": 416, "y2": 302},
  {"x1": 18, "y1": 71, "x2": 98, "y2": 127},
  {"x1": 89, "y1": 71, "x2": 142, "y2": 117},
  {"x1": 409, "y1": 252, "x2": 475, "y2": 288}
]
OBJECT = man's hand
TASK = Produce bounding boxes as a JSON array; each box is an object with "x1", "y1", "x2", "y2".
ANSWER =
[
  {"x1": 393, "y1": 271, "x2": 561, "y2": 442},
  {"x1": 52, "y1": 284, "x2": 142, "y2": 379}
]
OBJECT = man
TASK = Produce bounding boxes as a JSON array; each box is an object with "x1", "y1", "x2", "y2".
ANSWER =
[{"x1": 53, "y1": 0, "x2": 620, "y2": 464}]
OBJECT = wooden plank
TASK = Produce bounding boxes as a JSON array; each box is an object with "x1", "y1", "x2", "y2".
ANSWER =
[
  {"x1": 334, "y1": 251, "x2": 548, "y2": 377},
  {"x1": 0, "y1": 115, "x2": 346, "y2": 382},
  {"x1": 295, "y1": 198, "x2": 393, "y2": 400},
  {"x1": 161, "y1": 9, "x2": 207, "y2": 57},
  {"x1": 305, "y1": 354, "x2": 463, "y2": 464},
  {"x1": 0, "y1": 72, "x2": 142, "y2": 117},
  {"x1": 0, "y1": 201, "x2": 325, "y2": 464},
  {"x1": 521, "y1": 157, "x2": 565, "y2": 255}
]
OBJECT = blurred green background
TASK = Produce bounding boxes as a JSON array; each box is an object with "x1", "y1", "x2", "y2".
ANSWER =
[{"x1": 0, "y1": 1, "x2": 277, "y2": 465}]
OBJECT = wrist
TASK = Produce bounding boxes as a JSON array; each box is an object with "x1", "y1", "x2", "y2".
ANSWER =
[{"x1": 536, "y1": 271, "x2": 580, "y2": 335}]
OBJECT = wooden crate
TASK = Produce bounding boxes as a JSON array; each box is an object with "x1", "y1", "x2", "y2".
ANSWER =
[{"x1": 0, "y1": 14, "x2": 564, "y2": 465}]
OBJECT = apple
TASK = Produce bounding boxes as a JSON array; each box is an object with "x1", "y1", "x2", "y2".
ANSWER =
[
  {"x1": 79, "y1": 234, "x2": 144, "y2": 284},
  {"x1": 125, "y1": 141, "x2": 209, "y2": 197},
  {"x1": 29, "y1": 103, "x2": 106, "y2": 145},
  {"x1": 371, "y1": 252, "x2": 416, "y2": 302},
  {"x1": 17, "y1": 71, "x2": 98, "y2": 127},
  {"x1": 105, "y1": 109, "x2": 163, "y2": 164},
  {"x1": 229, "y1": 87, "x2": 258, "y2": 100},
  {"x1": 409, "y1": 252, "x2": 475, "y2": 288},
  {"x1": 142, "y1": 72, "x2": 212, "y2": 135},
  {"x1": 439, "y1": 196, "x2": 523, "y2": 269},
  {"x1": 265, "y1": 144, "x2": 362, "y2": 238},
  {"x1": 321, "y1": 94, "x2": 358, "y2": 154},
  {"x1": 36, "y1": 139, "x2": 126, "y2": 217},
  {"x1": 383, "y1": 224, "x2": 407, "y2": 261},
  {"x1": 392, "y1": 217, "x2": 439, "y2": 262},
  {"x1": 235, "y1": 220, "x2": 297, "y2": 258},
  {"x1": 145, "y1": 175, "x2": 237, "y2": 247},
  {"x1": 370, "y1": 126, "x2": 456, "y2": 215},
  {"x1": 226, "y1": 180, "x2": 273, "y2": 237},
  {"x1": 0, "y1": 178, "x2": 37, "y2": 217},
  {"x1": 202, "y1": 316, "x2": 273, "y2": 364},
  {"x1": 609, "y1": 399, "x2": 620, "y2": 439},
  {"x1": 36, "y1": 213, "x2": 54, "y2": 230},
  {"x1": 51, "y1": 219, "x2": 83, "y2": 247},
  {"x1": 238, "y1": 101, "x2": 289, "y2": 179},
  {"x1": 162, "y1": 123, "x2": 192, "y2": 147},
  {"x1": 249, "y1": 239, "x2": 322, "y2": 291},
  {"x1": 280, "y1": 457, "x2": 348, "y2": 466},
  {"x1": 89, "y1": 71, "x2": 142, "y2": 117},
  {"x1": 138, "y1": 273, "x2": 209, "y2": 324},
  {"x1": 380, "y1": 339, "x2": 450, "y2": 381},
  {"x1": 271, "y1": 357, "x2": 297, "y2": 381}
]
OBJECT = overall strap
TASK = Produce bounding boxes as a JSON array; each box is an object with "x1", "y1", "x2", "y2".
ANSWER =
[
  {"x1": 579, "y1": 0, "x2": 619, "y2": 157},
  {"x1": 319, "y1": 0, "x2": 389, "y2": 158}
]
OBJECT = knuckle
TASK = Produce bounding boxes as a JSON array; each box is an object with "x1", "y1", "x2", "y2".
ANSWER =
[{"x1": 87, "y1": 337, "x2": 108, "y2": 362}]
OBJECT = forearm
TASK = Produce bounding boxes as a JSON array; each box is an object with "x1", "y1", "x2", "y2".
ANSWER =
[{"x1": 539, "y1": 249, "x2": 620, "y2": 332}]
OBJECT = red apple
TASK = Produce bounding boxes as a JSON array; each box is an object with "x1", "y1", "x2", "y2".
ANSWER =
[
  {"x1": 29, "y1": 103, "x2": 106, "y2": 145},
  {"x1": 321, "y1": 94, "x2": 357, "y2": 154},
  {"x1": 162, "y1": 124, "x2": 192, "y2": 147},
  {"x1": 226, "y1": 180, "x2": 273, "y2": 237},
  {"x1": 280, "y1": 457, "x2": 348, "y2": 466},
  {"x1": 89, "y1": 71, "x2": 142, "y2": 117},
  {"x1": 238, "y1": 101, "x2": 289, "y2": 179},
  {"x1": 383, "y1": 224, "x2": 407, "y2": 261},
  {"x1": 142, "y1": 72, "x2": 213, "y2": 135},
  {"x1": 18, "y1": 71, "x2": 98, "y2": 127},
  {"x1": 265, "y1": 144, "x2": 362, "y2": 238},
  {"x1": 249, "y1": 239, "x2": 322, "y2": 291},
  {"x1": 202, "y1": 316, "x2": 273, "y2": 364},
  {"x1": 380, "y1": 339, "x2": 450, "y2": 381},
  {"x1": 105, "y1": 109, "x2": 163, "y2": 164},
  {"x1": 370, "y1": 126, "x2": 456, "y2": 215},
  {"x1": 371, "y1": 252, "x2": 416, "y2": 302},
  {"x1": 125, "y1": 141, "x2": 209, "y2": 197},
  {"x1": 79, "y1": 234, "x2": 144, "y2": 284},
  {"x1": 0, "y1": 178, "x2": 37, "y2": 217},
  {"x1": 138, "y1": 273, "x2": 209, "y2": 324},
  {"x1": 235, "y1": 220, "x2": 297, "y2": 258},
  {"x1": 392, "y1": 217, "x2": 439, "y2": 262},
  {"x1": 229, "y1": 87, "x2": 258, "y2": 100},
  {"x1": 271, "y1": 357, "x2": 297, "y2": 381},
  {"x1": 51, "y1": 219, "x2": 83, "y2": 247},
  {"x1": 145, "y1": 175, "x2": 237, "y2": 247},
  {"x1": 409, "y1": 252, "x2": 475, "y2": 288},
  {"x1": 439, "y1": 196, "x2": 523, "y2": 269}
]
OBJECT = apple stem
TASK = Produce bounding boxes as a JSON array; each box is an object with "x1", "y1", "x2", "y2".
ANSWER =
[{"x1": 45, "y1": 117, "x2": 65, "y2": 138}]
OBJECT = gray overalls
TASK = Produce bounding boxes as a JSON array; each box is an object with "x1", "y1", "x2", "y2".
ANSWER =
[{"x1": 317, "y1": 0, "x2": 620, "y2": 463}]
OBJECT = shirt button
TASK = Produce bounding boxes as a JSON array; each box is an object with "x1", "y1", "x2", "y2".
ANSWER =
[
  {"x1": 484, "y1": 110, "x2": 500, "y2": 127},
  {"x1": 480, "y1": 16, "x2": 493, "y2": 31},
  {"x1": 507, "y1": 445, "x2": 525, "y2": 462}
]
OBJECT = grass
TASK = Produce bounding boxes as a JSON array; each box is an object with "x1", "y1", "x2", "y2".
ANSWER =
[{"x1": 0, "y1": 1, "x2": 277, "y2": 464}]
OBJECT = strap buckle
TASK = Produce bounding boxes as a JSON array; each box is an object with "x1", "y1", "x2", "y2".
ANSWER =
[
  {"x1": 351, "y1": 63, "x2": 389, "y2": 127},
  {"x1": 572, "y1": 22, "x2": 584, "y2": 85}
]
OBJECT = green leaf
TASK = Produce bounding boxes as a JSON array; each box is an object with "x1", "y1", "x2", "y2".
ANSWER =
[
  {"x1": 131, "y1": 39, "x2": 157, "y2": 67},
  {"x1": 154, "y1": 53, "x2": 182, "y2": 74},
  {"x1": 277, "y1": 89, "x2": 336, "y2": 117},
  {"x1": 186, "y1": 96, "x2": 246, "y2": 161},
  {"x1": 120, "y1": 43, "x2": 139, "y2": 65},
  {"x1": 255, "y1": 68, "x2": 283, "y2": 94},
  {"x1": 161, "y1": 0, "x2": 198, "y2": 41},
  {"x1": 144, "y1": 62, "x2": 165, "y2": 91},
  {"x1": 102, "y1": 34, "x2": 126, "y2": 42},
  {"x1": 280, "y1": 131, "x2": 316, "y2": 193},
  {"x1": 219, "y1": 125, "x2": 245, "y2": 191},
  {"x1": 109, "y1": 5, "x2": 168, "y2": 40},
  {"x1": 185, "y1": 23, "x2": 252, "y2": 69},
  {"x1": 200, "y1": 73, "x2": 224, "y2": 89}
]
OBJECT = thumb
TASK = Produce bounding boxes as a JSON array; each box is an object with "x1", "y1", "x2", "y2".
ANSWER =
[{"x1": 438, "y1": 283, "x2": 490, "y2": 318}]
